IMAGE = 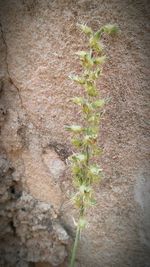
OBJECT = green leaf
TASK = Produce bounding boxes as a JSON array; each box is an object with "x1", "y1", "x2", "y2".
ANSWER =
[
  {"x1": 71, "y1": 153, "x2": 87, "y2": 163},
  {"x1": 83, "y1": 134, "x2": 97, "y2": 145},
  {"x1": 93, "y1": 55, "x2": 106, "y2": 65},
  {"x1": 88, "y1": 69, "x2": 102, "y2": 80},
  {"x1": 86, "y1": 126, "x2": 98, "y2": 135},
  {"x1": 72, "y1": 97, "x2": 85, "y2": 105},
  {"x1": 69, "y1": 74, "x2": 85, "y2": 84},
  {"x1": 79, "y1": 185, "x2": 91, "y2": 194},
  {"x1": 89, "y1": 36, "x2": 103, "y2": 52},
  {"x1": 88, "y1": 165, "x2": 102, "y2": 176},
  {"x1": 75, "y1": 53, "x2": 93, "y2": 68},
  {"x1": 82, "y1": 102, "x2": 92, "y2": 114},
  {"x1": 92, "y1": 147, "x2": 103, "y2": 156},
  {"x1": 72, "y1": 98, "x2": 93, "y2": 114},
  {"x1": 89, "y1": 198, "x2": 97, "y2": 206},
  {"x1": 88, "y1": 113, "x2": 100, "y2": 123},
  {"x1": 87, "y1": 165, "x2": 103, "y2": 183},
  {"x1": 102, "y1": 24, "x2": 119, "y2": 35},
  {"x1": 95, "y1": 68, "x2": 101, "y2": 77},
  {"x1": 82, "y1": 54, "x2": 94, "y2": 69},
  {"x1": 85, "y1": 82, "x2": 97, "y2": 97},
  {"x1": 71, "y1": 165, "x2": 82, "y2": 176},
  {"x1": 71, "y1": 165, "x2": 85, "y2": 185},
  {"x1": 71, "y1": 138, "x2": 83, "y2": 148},
  {"x1": 75, "y1": 51, "x2": 87, "y2": 58},
  {"x1": 73, "y1": 194, "x2": 82, "y2": 208},
  {"x1": 65, "y1": 125, "x2": 83, "y2": 133},
  {"x1": 92, "y1": 99, "x2": 105, "y2": 108},
  {"x1": 78, "y1": 24, "x2": 93, "y2": 36},
  {"x1": 94, "y1": 30, "x2": 102, "y2": 39}
]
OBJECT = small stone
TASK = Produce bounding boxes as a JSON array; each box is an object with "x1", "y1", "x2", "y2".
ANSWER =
[{"x1": 42, "y1": 149, "x2": 66, "y2": 181}]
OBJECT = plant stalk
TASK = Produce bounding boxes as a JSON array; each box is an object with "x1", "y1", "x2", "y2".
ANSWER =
[
  {"x1": 86, "y1": 145, "x2": 89, "y2": 166},
  {"x1": 67, "y1": 22, "x2": 118, "y2": 267},
  {"x1": 69, "y1": 222, "x2": 81, "y2": 267}
]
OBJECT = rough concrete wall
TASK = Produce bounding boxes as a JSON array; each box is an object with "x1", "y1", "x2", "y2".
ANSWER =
[{"x1": 0, "y1": 0, "x2": 150, "y2": 266}]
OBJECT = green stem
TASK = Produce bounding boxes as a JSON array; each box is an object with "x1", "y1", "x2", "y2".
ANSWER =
[
  {"x1": 69, "y1": 222, "x2": 81, "y2": 267},
  {"x1": 86, "y1": 145, "x2": 89, "y2": 166}
]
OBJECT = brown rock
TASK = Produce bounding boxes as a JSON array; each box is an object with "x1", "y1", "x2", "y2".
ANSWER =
[{"x1": 0, "y1": 0, "x2": 150, "y2": 266}]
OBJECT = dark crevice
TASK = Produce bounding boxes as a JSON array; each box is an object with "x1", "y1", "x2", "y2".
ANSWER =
[
  {"x1": 0, "y1": 22, "x2": 23, "y2": 107},
  {"x1": 28, "y1": 263, "x2": 35, "y2": 267},
  {"x1": 9, "y1": 181, "x2": 22, "y2": 199},
  {"x1": 0, "y1": 21, "x2": 38, "y2": 151},
  {"x1": 46, "y1": 142, "x2": 71, "y2": 162},
  {"x1": 0, "y1": 80, "x2": 4, "y2": 95},
  {"x1": 9, "y1": 220, "x2": 16, "y2": 236}
]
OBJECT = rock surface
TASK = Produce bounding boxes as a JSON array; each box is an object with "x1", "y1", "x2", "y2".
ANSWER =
[{"x1": 0, "y1": 0, "x2": 150, "y2": 266}]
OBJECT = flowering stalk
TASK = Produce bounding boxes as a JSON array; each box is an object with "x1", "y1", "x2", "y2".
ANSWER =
[{"x1": 66, "y1": 23, "x2": 118, "y2": 267}]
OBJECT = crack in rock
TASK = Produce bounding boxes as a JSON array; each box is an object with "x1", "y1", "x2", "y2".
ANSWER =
[{"x1": 0, "y1": 22, "x2": 23, "y2": 107}]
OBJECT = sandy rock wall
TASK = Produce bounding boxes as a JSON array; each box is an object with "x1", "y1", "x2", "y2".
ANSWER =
[{"x1": 0, "y1": 0, "x2": 150, "y2": 266}]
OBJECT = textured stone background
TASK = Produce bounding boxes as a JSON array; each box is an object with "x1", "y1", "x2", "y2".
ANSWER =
[{"x1": 0, "y1": 0, "x2": 150, "y2": 266}]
